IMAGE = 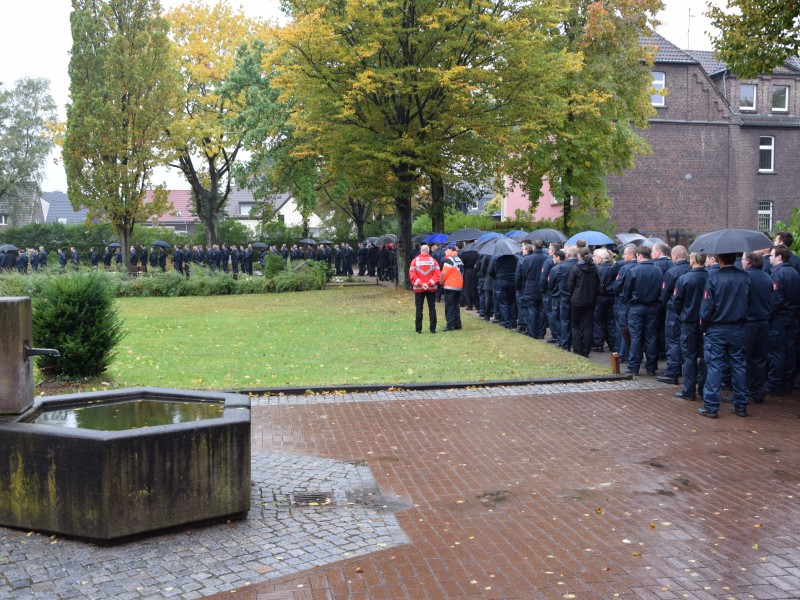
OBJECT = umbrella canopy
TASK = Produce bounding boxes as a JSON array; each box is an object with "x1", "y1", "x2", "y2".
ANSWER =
[
  {"x1": 529, "y1": 228, "x2": 567, "y2": 244},
  {"x1": 150, "y1": 240, "x2": 171, "y2": 248},
  {"x1": 364, "y1": 236, "x2": 378, "y2": 245},
  {"x1": 375, "y1": 233, "x2": 397, "y2": 246},
  {"x1": 251, "y1": 242, "x2": 268, "y2": 249},
  {"x1": 475, "y1": 231, "x2": 502, "y2": 243},
  {"x1": 412, "y1": 232, "x2": 432, "y2": 243},
  {"x1": 508, "y1": 230, "x2": 531, "y2": 242},
  {"x1": 477, "y1": 236, "x2": 521, "y2": 257},
  {"x1": 106, "y1": 242, "x2": 121, "y2": 248},
  {"x1": 615, "y1": 233, "x2": 646, "y2": 246},
  {"x1": 423, "y1": 233, "x2": 448, "y2": 244},
  {"x1": 565, "y1": 231, "x2": 614, "y2": 246},
  {"x1": 0, "y1": 244, "x2": 19, "y2": 252},
  {"x1": 446, "y1": 228, "x2": 483, "y2": 243},
  {"x1": 689, "y1": 228, "x2": 773, "y2": 255},
  {"x1": 318, "y1": 240, "x2": 333, "y2": 245},
  {"x1": 298, "y1": 238, "x2": 316, "y2": 245}
]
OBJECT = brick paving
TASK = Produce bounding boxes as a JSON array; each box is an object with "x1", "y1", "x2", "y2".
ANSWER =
[{"x1": 2, "y1": 376, "x2": 800, "y2": 599}]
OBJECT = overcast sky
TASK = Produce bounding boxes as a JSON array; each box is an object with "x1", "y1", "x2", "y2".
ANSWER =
[{"x1": 0, "y1": 0, "x2": 721, "y2": 192}]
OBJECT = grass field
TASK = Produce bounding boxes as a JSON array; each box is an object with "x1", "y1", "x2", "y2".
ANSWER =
[{"x1": 104, "y1": 285, "x2": 606, "y2": 390}]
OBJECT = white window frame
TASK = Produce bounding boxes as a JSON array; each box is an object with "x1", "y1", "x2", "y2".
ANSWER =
[
  {"x1": 239, "y1": 203, "x2": 255, "y2": 216},
  {"x1": 651, "y1": 71, "x2": 665, "y2": 106},
  {"x1": 772, "y1": 85, "x2": 789, "y2": 112},
  {"x1": 740, "y1": 84, "x2": 757, "y2": 111},
  {"x1": 759, "y1": 136, "x2": 775, "y2": 172},
  {"x1": 757, "y1": 201, "x2": 773, "y2": 232},
  {"x1": 0, "y1": 213, "x2": 8, "y2": 226}
]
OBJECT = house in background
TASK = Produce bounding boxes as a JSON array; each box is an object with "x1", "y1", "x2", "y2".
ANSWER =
[
  {"x1": 40, "y1": 191, "x2": 89, "y2": 225},
  {"x1": 606, "y1": 33, "x2": 800, "y2": 240},
  {"x1": 503, "y1": 177, "x2": 561, "y2": 223}
]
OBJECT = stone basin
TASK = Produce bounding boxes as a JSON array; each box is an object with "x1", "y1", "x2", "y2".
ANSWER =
[{"x1": 0, "y1": 387, "x2": 250, "y2": 543}]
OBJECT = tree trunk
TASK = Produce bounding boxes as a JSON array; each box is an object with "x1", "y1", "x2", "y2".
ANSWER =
[
  {"x1": 395, "y1": 196, "x2": 413, "y2": 289},
  {"x1": 429, "y1": 175, "x2": 445, "y2": 234},
  {"x1": 118, "y1": 223, "x2": 131, "y2": 273}
]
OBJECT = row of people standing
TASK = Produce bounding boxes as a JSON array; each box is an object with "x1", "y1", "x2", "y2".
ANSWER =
[{"x1": 2, "y1": 247, "x2": 81, "y2": 272}]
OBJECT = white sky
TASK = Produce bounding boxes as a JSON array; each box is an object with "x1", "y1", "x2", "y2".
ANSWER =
[{"x1": 0, "y1": 0, "x2": 720, "y2": 193}]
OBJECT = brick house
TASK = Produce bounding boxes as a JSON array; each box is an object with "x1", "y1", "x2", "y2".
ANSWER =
[{"x1": 607, "y1": 33, "x2": 800, "y2": 241}]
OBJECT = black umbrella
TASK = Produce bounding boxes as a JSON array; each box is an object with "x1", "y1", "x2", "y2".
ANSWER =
[
  {"x1": 529, "y1": 228, "x2": 567, "y2": 244},
  {"x1": 508, "y1": 230, "x2": 532, "y2": 242},
  {"x1": 0, "y1": 244, "x2": 18, "y2": 252},
  {"x1": 446, "y1": 228, "x2": 484, "y2": 243},
  {"x1": 689, "y1": 228, "x2": 773, "y2": 254},
  {"x1": 298, "y1": 238, "x2": 316, "y2": 245},
  {"x1": 318, "y1": 240, "x2": 333, "y2": 245},
  {"x1": 412, "y1": 232, "x2": 432, "y2": 243},
  {"x1": 365, "y1": 236, "x2": 378, "y2": 245},
  {"x1": 252, "y1": 242, "x2": 268, "y2": 249},
  {"x1": 477, "y1": 236, "x2": 521, "y2": 257},
  {"x1": 615, "y1": 233, "x2": 646, "y2": 246},
  {"x1": 107, "y1": 242, "x2": 121, "y2": 248},
  {"x1": 375, "y1": 233, "x2": 397, "y2": 246},
  {"x1": 150, "y1": 240, "x2": 171, "y2": 248}
]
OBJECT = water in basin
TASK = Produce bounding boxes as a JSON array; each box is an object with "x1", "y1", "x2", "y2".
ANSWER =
[{"x1": 31, "y1": 399, "x2": 225, "y2": 431}]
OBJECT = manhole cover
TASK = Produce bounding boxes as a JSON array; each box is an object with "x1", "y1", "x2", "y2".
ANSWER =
[{"x1": 290, "y1": 491, "x2": 333, "y2": 507}]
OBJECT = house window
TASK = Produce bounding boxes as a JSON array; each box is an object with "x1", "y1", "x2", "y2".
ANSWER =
[
  {"x1": 759, "y1": 136, "x2": 775, "y2": 172},
  {"x1": 772, "y1": 85, "x2": 789, "y2": 111},
  {"x1": 239, "y1": 203, "x2": 254, "y2": 216},
  {"x1": 651, "y1": 71, "x2": 665, "y2": 106},
  {"x1": 757, "y1": 201, "x2": 773, "y2": 232},
  {"x1": 740, "y1": 84, "x2": 757, "y2": 111},
  {"x1": 0, "y1": 213, "x2": 8, "y2": 226}
]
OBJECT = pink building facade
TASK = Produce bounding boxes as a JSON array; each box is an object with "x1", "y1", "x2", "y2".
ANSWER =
[{"x1": 502, "y1": 176, "x2": 561, "y2": 222}]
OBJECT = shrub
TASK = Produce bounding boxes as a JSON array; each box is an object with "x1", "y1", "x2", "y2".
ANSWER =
[
  {"x1": 262, "y1": 252, "x2": 287, "y2": 279},
  {"x1": 32, "y1": 271, "x2": 125, "y2": 378}
]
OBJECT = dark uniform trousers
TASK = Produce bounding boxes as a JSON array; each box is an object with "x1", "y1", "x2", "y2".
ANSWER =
[
  {"x1": 663, "y1": 310, "x2": 682, "y2": 379},
  {"x1": 767, "y1": 313, "x2": 795, "y2": 393},
  {"x1": 415, "y1": 291, "x2": 437, "y2": 333},
  {"x1": 627, "y1": 303, "x2": 658, "y2": 374},
  {"x1": 745, "y1": 320, "x2": 769, "y2": 403},
  {"x1": 679, "y1": 321, "x2": 705, "y2": 397},
  {"x1": 444, "y1": 290, "x2": 462, "y2": 329},
  {"x1": 703, "y1": 324, "x2": 747, "y2": 411}
]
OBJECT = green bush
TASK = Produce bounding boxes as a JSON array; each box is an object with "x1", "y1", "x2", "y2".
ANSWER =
[
  {"x1": 32, "y1": 271, "x2": 125, "y2": 378},
  {"x1": 262, "y1": 252, "x2": 287, "y2": 279}
]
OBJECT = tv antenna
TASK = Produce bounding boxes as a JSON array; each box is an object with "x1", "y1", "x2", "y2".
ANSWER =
[{"x1": 687, "y1": 8, "x2": 698, "y2": 49}]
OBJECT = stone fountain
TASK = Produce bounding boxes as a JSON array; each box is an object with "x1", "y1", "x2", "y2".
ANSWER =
[{"x1": 0, "y1": 297, "x2": 251, "y2": 543}]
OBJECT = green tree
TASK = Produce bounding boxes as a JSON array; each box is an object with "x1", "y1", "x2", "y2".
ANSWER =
[
  {"x1": 276, "y1": 0, "x2": 575, "y2": 287},
  {"x1": 708, "y1": 1, "x2": 800, "y2": 79},
  {"x1": 0, "y1": 78, "x2": 58, "y2": 223},
  {"x1": 64, "y1": 0, "x2": 179, "y2": 270},
  {"x1": 165, "y1": 3, "x2": 267, "y2": 246}
]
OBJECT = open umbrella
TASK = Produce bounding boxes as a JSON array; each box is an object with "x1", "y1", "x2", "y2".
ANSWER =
[
  {"x1": 689, "y1": 228, "x2": 773, "y2": 254},
  {"x1": 423, "y1": 233, "x2": 448, "y2": 244},
  {"x1": 365, "y1": 236, "x2": 378, "y2": 245},
  {"x1": 529, "y1": 228, "x2": 567, "y2": 244},
  {"x1": 0, "y1": 244, "x2": 18, "y2": 252},
  {"x1": 508, "y1": 230, "x2": 532, "y2": 242},
  {"x1": 615, "y1": 233, "x2": 646, "y2": 246},
  {"x1": 298, "y1": 238, "x2": 316, "y2": 245},
  {"x1": 252, "y1": 242, "x2": 268, "y2": 249},
  {"x1": 107, "y1": 242, "x2": 121, "y2": 248},
  {"x1": 412, "y1": 232, "x2": 432, "y2": 243},
  {"x1": 446, "y1": 228, "x2": 483, "y2": 243},
  {"x1": 375, "y1": 233, "x2": 397, "y2": 246},
  {"x1": 150, "y1": 240, "x2": 171, "y2": 248},
  {"x1": 318, "y1": 240, "x2": 333, "y2": 245},
  {"x1": 477, "y1": 236, "x2": 521, "y2": 257},
  {"x1": 565, "y1": 231, "x2": 614, "y2": 246}
]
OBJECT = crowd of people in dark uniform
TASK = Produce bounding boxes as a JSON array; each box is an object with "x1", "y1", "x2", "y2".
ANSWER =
[
  {"x1": 0, "y1": 246, "x2": 82, "y2": 272},
  {"x1": 410, "y1": 232, "x2": 800, "y2": 419}
]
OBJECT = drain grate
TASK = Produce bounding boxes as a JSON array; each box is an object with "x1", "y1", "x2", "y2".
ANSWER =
[{"x1": 290, "y1": 491, "x2": 333, "y2": 507}]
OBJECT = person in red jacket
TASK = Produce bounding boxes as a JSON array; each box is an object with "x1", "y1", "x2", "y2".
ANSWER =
[{"x1": 409, "y1": 244, "x2": 442, "y2": 333}]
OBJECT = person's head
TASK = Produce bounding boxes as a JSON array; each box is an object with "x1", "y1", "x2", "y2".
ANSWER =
[
  {"x1": 420, "y1": 244, "x2": 430, "y2": 255},
  {"x1": 743, "y1": 251, "x2": 763, "y2": 270},
  {"x1": 549, "y1": 242, "x2": 561, "y2": 255},
  {"x1": 575, "y1": 239, "x2": 586, "y2": 249},
  {"x1": 522, "y1": 242, "x2": 533, "y2": 255},
  {"x1": 652, "y1": 242, "x2": 670, "y2": 258},
  {"x1": 771, "y1": 244, "x2": 791, "y2": 264},
  {"x1": 717, "y1": 252, "x2": 738, "y2": 266},
  {"x1": 534, "y1": 238, "x2": 544, "y2": 250},
  {"x1": 593, "y1": 248, "x2": 609, "y2": 263},
  {"x1": 671, "y1": 245, "x2": 688, "y2": 262},
  {"x1": 456, "y1": 241, "x2": 464, "y2": 250},
  {"x1": 578, "y1": 247, "x2": 592, "y2": 264},
  {"x1": 636, "y1": 245, "x2": 652, "y2": 261},
  {"x1": 553, "y1": 250, "x2": 565, "y2": 263},
  {"x1": 776, "y1": 231, "x2": 794, "y2": 248},
  {"x1": 565, "y1": 246, "x2": 579, "y2": 259},
  {"x1": 689, "y1": 252, "x2": 707, "y2": 268},
  {"x1": 623, "y1": 243, "x2": 637, "y2": 261}
]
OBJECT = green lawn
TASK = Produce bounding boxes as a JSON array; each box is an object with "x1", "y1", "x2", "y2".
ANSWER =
[{"x1": 107, "y1": 285, "x2": 606, "y2": 389}]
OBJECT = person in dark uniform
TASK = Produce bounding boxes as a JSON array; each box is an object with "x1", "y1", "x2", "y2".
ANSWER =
[
  {"x1": 57, "y1": 248, "x2": 67, "y2": 271},
  {"x1": 366, "y1": 243, "x2": 378, "y2": 277},
  {"x1": 172, "y1": 244, "x2": 184, "y2": 275},
  {"x1": 623, "y1": 245, "x2": 663, "y2": 376},
  {"x1": 220, "y1": 244, "x2": 229, "y2": 273},
  {"x1": 38, "y1": 246, "x2": 48, "y2": 270},
  {"x1": 567, "y1": 247, "x2": 601, "y2": 357},
  {"x1": 16, "y1": 249, "x2": 29, "y2": 273},
  {"x1": 70, "y1": 247, "x2": 80, "y2": 270},
  {"x1": 244, "y1": 244, "x2": 254, "y2": 275},
  {"x1": 357, "y1": 242, "x2": 367, "y2": 276},
  {"x1": 460, "y1": 243, "x2": 480, "y2": 312},
  {"x1": 557, "y1": 247, "x2": 579, "y2": 350},
  {"x1": 30, "y1": 249, "x2": 39, "y2": 271},
  {"x1": 114, "y1": 247, "x2": 122, "y2": 268},
  {"x1": 89, "y1": 247, "x2": 99, "y2": 268},
  {"x1": 148, "y1": 245, "x2": 158, "y2": 271},
  {"x1": 742, "y1": 251, "x2": 773, "y2": 405},
  {"x1": 657, "y1": 245, "x2": 691, "y2": 384},
  {"x1": 490, "y1": 250, "x2": 518, "y2": 329},
  {"x1": 230, "y1": 244, "x2": 240, "y2": 279},
  {"x1": 158, "y1": 247, "x2": 167, "y2": 272},
  {"x1": 520, "y1": 239, "x2": 548, "y2": 338},
  {"x1": 673, "y1": 252, "x2": 708, "y2": 401},
  {"x1": 698, "y1": 252, "x2": 751, "y2": 417},
  {"x1": 591, "y1": 248, "x2": 616, "y2": 351},
  {"x1": 766, "y1": 244, "x2": 800, "y2": 396},
  {"x1": 139, "y1": 244, "x2": 148, "y2": 273},
  {"x1": 540, "y1": 243, "x2": 560, "y2": 342},
  {"x1": 129, "y1": 245, "x2": 138, "y2": 270},
  {"x1": 545, "y1": 249, "x2": 566, "y2": 340}
]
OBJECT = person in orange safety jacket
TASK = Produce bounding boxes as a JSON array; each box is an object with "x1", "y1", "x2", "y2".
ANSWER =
[{"x1": 440, "y1": 247, "x2": 464, "y2": 331}]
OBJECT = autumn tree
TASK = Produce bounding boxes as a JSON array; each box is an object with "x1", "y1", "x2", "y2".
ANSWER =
[
  {"x1": 276, "y1": 0, "x2": 576, "y2": 287},
  {"x1": 64, "y1": 0, "x2": 179, "y2": 269},
  {"x1": 508, "y1": 0, "x2": 661, "y2": 233},
  {"x1": 708, "y1": 1, "x2": 800, "y2": 79},
  {"x1": 0, "y1": 78, "x2": 58, "y2": 223},
  {"x1": 165, "y1": 2, "x2": 267, "y2": 245}
]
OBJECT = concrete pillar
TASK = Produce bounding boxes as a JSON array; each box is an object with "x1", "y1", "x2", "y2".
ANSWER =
[{"x1": 0, "y1": 297, "x2": 34, "y2": 415}]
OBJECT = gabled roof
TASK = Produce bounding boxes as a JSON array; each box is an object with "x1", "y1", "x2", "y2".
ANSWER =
[
  {"x1": 146, "y1": 190, "x2": 195, "y2": 223},
  {"x1": 642, "y1": 32, "x2": 698, "y2": 65},
  {"x1": 685, "y1": 50, "x2": 728, "y2": 76},
  {"x1": 41, "y1": 191, "x2": 89, "y2": 224}
]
